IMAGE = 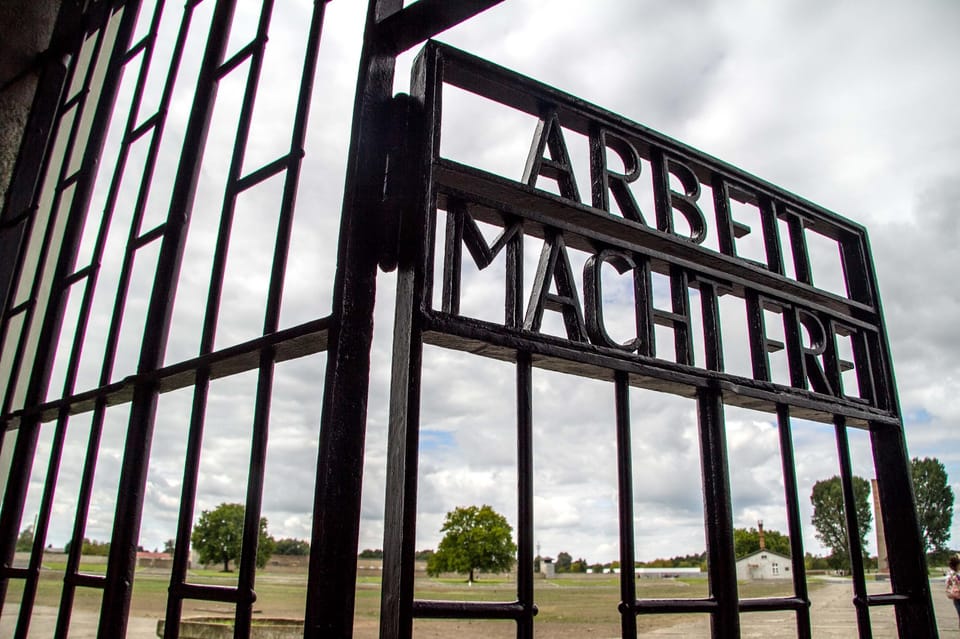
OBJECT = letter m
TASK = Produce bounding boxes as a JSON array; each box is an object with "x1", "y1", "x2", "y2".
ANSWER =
[{"x1": 442, "y1": 198, "x2": 524, "y2": 327}]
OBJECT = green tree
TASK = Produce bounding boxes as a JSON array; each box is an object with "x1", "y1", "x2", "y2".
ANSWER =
[
  {"x1": 911, "y1": 456, "x2": 954, "y2": 554},
  {"x1": 163, "y1": 538, "x2": 176, "y2": 554},
  {"x1": 191, "y1": 503, "x2": 274, "y2": 572},
  {"x1": 733, "y1": 526, "x2": 790, "y2": 557},
  {"x1": 426, "y1": 505, "x2": 516, "y2": 583},
  {"x1": 16, "y1": 526, "x2": 34, "y2": 552},
  {"x1": 810, "y1": 476, "x2": 872, "y2": 573},
  {"x1": 569, "y1": 557, "x2": 588, "y2": 573},
  {"x1": 274, "y1": 538, "x2": 310, "y2": 556},
  {"x1": 555, "y1": 551, "x2": 572, "y2": 573}
]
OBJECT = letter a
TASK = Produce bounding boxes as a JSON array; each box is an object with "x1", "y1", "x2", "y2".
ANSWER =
[
  {"x1": 523, "y1": 110, "x2": 581, "y2": 203},
  {"x1": 523, "y1": 232, "x2": 587, "y2": 342}
]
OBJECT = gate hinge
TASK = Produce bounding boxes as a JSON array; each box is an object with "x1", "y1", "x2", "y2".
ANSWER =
[{"x1": 377, "y1": 93, "x2": 421, "y2": 273}]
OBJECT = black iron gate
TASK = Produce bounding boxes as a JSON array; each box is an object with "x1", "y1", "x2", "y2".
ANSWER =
[{"x1": 0, "y1": 1, "x2": 937, "y2": 638}]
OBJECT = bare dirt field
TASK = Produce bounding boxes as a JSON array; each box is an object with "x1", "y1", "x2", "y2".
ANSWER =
[{"x1": 4, "y1": 571, "x2": 960, "y2": 637}]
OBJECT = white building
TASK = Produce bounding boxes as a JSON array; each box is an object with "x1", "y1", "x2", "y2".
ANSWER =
[
  {"x1": 735, "y1": 521, "x2": 792, "y2": 580},
  {"x1": 735, "y1": 549, "x2": 791, "y2": 580}
]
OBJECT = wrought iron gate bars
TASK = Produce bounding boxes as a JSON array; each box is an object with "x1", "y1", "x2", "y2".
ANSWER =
[
  {"x1": 0, "y1": 1, "x2": 938, "y2": 638},
  {"x1": 1, "y1": 2, "x2": 140, "y2": 633},
  {"x1": 372, "y1": 38, "x2": 938, "y2": 639}
]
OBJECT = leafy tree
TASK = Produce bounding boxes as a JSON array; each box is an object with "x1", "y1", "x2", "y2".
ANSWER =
[
  {"x1": 274, "y1": 538, "x2": 310, "y2": 556},
  {"x1": 569, "y1": 558, "x2": 588, "y2": 573},
  {"x1": 911, "y1": 457, "x2": 954, "y2": 554},
  {"x1": 16, "y1": 526, "x2": 34, "y2": 552},
  {"x1": 358, "y1": 548, "x2": 383, "y2": 559},
  {"x1": 65, "y1": 538, "x2": 111, "y2": 556},
  {"x1": 810, "y1": 476, "x2": 872, "y2": 573},
  {"x1": 555, "y1": 551, "x2": 572, "y2": 573},
  {"x1": 733, "y1": 526, "x2": 790, "y2": 557},
  {"x1": 163, "y1": 538, "x2": 176, "y2": 554},
  {"x1": 191, "y1": 503, "x2": 274, "y2": 572},
  {"x1": 426, "y1": 505, "x2": 516, "y2": 583}
]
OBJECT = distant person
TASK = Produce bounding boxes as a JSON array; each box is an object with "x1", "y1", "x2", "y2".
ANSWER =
[{"x1": 947, "y1": 556, "x2": 960, "y2": 627}]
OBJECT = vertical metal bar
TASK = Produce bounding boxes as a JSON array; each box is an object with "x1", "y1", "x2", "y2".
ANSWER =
[
  {"x1": 15, "y1": 2, "x2": 169, "y2": 623},
  {"x1": 833, "y1": 416, "x2": 871, "y2": 639},
  {"x1": 782, "y1": 206, "x2": 812, "y2": 286},
  {"x1": 12, "y1": 407, "x2": 68, "y2": 637},
  {"x1": 0, "y1": 417, "x2": 42, "y2": 614},
  {"x1": 441, "y1": 201, "x2": 464, "y2": 315},
  {"x1": 698, "y1": 278, "x2": 724, "y2": 372},
  {"x1": 164, "y1": 375, "x2": 209, "y2": 639},
  {"x1": 262, "y1": 0, "x2": 328, "y2": 336},
  {"x1": 870, "y1": 421, "x2": 938, "y2": 636},
  {"x1": 745, "y1": 291, "x2": 770, "y2": 382},
  {"x1": 758, "y1": 195, "x2": 785, "y2": 275},
  {"x1": 54, "y1": 398, "x2": 106, "y2": 638},
  {"x1": 669, "y1": 266, "x2": 692, "y2": 366},
  {"x1": 614, "y1": 371, "x2": 637, "y2": 638},
  {"x1": 775, "y1": 404, "x2": 811, "y2": 639},
  {"x1": 235, "y1": 350, "x2": 274, "y2": 638},
  {"x1": 304, "y1": 1, "x2": 403, "y2": 635},
  {"x1": 697, "y1": 385, "x2": 739, "y2": 639},
  {"x1": 99, "y1": 1, "x2": 238, "y2": 634},
  {"x1": 378, "y1": 88, "x2": 428, "y2": 639},
  {"x1": 98, "y1": 0, "x2": 195, "y2": 386},
  {"x1": 199, "y1": 0, "x2": 274, "y2": 359},
  {"x1": 1, "y1": 15, "x2": 108, "y2": 420},
  {"x1": 0, "y1": 0, "x2": 138, "y2": 614},
  {"x1": 516, "y1": 351, "x2": 534, "y2": 639}
]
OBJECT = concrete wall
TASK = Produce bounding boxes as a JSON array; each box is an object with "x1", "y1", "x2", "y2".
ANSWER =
[{"x1": 0, "y1": 0, "x2": 61, "y2": 206}]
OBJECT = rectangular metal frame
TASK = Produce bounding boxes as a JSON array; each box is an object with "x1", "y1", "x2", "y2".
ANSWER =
[
  {"x1": 376, "y1": 40, "x2": 936, "y2": 639},
  {"x1": 0, "y1": 1, "x2": 935, "y2": 638}
]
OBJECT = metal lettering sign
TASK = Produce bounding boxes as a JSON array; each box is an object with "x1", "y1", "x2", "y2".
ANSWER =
[
  {"x1": 405, "y1": 42, "x2": 890, "y2": 426},
  {"x1": 377, "y1": 40, "x2": 935, "y2": 639}
]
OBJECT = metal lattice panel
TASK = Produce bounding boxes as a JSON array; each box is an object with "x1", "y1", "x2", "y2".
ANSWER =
[{"x1": 0, "y1": 1, "x2": 936, "y2": 638}]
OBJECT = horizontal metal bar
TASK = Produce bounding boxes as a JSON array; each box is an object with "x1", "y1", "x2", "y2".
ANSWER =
[
  {"x1": 216, "y1": 39, "x2": 261, "y2": 79},
  {"x1": 68, "y1": 573, "x2": 107, "y2": 589},
  {"x1": 0, "y1": 567, "x2": 31, "y2": 579},
  {"x1": 1, "y1": 317, "x2": 331, "y2": 427},
  {"x1": 233, "y1": 153, "x2": 296, "y2": 194},
  {"x1": 412, "y1": 599, "x2": 531, "y2": 619},
  {"x1": 65, "y1": 264, "x2": 94, "y2": 285},
  {"x1": 175, "y1": 582, "x2": 242, "y2": 603},
  {"x1": 434, "y1": 166, "x2": 875, "y2": 325},
  {"x1": 133, "y1": 223, "x2": 166, "y2": 248},
  {"x1": 8, "y1": 299, "x2": 33, "y2": 316},
  {"x1": 375, "y1": 0, "x2": 506, "y2": 55},
  {"x1": 631, "y1": 598, "x2": 718, "y2": 614},
  {"x1": 739, "y1": 596, "x2": 809, "y2": 612},
  {"x1": 62, "y1": 90, "x2": 85, "y2": 111},
  {"x1": 122, "y1": 34, "x2": 151, "y2": 64},
  {"x1": 865, "y1": 593, "x2": 911, "y2": 606},
  {"x1": 0, "y1": 206, "x2": 33, "y2": 230},
  {"x1": 420, "y1": 316, "x2": 899, "y2": 427},
  {"x1": 128, "y1": 112, "x2": 160, "y2": 142}
]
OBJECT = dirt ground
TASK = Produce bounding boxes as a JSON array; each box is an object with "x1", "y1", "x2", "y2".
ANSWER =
[{"x1": 5, "y1": 579, "x2": 960, "y2": 637}]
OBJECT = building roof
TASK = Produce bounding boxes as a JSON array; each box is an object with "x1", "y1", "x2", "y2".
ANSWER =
[{"x1": 735, "y1": 549, "x2": 791, "y2": 562}]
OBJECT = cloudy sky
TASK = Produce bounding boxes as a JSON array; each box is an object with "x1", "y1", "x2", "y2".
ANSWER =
[{"x1": 13, "y1": 0, "x2": 960, "y2": 569}]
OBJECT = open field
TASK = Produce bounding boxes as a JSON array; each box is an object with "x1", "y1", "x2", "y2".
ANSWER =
[{"x1": 3, "y1": 567, "x2": 960, "y2": 637}]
